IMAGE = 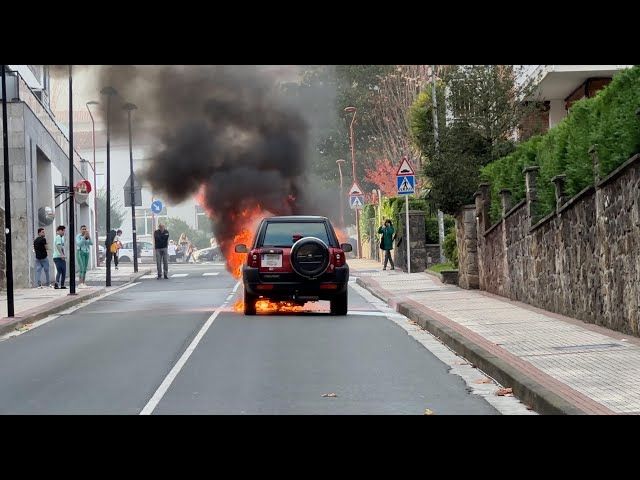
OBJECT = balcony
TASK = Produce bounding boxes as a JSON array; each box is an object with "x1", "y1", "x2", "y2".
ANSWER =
[{"x1": 525, "y1": 65, "x2": 633, "y2": 100}]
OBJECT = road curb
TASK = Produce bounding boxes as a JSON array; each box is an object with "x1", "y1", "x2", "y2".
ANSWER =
[
  {"x1": 355, "y1": 276, "x2": 588, "y2": 415},
  {"x1": 0, "y1": 268, "x2": 150, "y2": 337},
  {"x1": 0, "y1": 287, "x2": 107, "y2": 337}
]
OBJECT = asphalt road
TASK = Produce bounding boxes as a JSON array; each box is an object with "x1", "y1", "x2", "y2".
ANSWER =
[{"x1": 0, "y1": 263, "x2": 498, "y2": 414}]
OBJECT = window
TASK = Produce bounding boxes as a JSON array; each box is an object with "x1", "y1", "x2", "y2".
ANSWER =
[
  {"x1": 134, "y1": 207, "x2": 165, "y2": 236},
  {"x1": 262, "y1": 222, "x2": 330, "y2": 247}
]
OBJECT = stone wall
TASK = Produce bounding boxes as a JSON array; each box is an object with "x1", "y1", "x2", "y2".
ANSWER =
[
  {"x1": 474, "y1": 154, "x2": 640, "y2": 336},
  {"x1": 395, "y1": 209, "x2": 427, "y2": 273},
  {"x1": 455, "y1": 205, "x2": 479, "y2": 289},
  {"x1": 425, "y1": 244, "x2": 441, "y2": 267}
]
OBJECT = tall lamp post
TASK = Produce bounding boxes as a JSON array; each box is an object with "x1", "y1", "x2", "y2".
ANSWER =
[
  {"x1": 100, "y1": 86, "x2": 117, "y2": 287},
  {"x1": 86, "y1": 100, "x2": 100, "y2": 268},
  {"x1": 68, "y1": 65, "x2": 76, "y2": 296},
  {"x1": 123, "y1": 102, "x2": 139, "y2": 273},
  {"x1": 344, "y1": 106, "x2": 361, "y2": 258},
  {"x1": 336, "y1": 159, "x2": 345, "y2": 227},
  {"x1": 2, "y1": 65, "x2": 14, "y2": 316}
]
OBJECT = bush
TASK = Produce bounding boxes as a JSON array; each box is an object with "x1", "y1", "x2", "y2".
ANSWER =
[
  {"x1": 443, "y1": 229, "x2": 458, "y2": 267},
  {"x1": 482, "y1": 66, "x2": 640, "y2": 220}
]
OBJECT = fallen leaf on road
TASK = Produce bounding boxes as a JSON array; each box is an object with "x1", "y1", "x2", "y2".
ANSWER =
[
  {"x1": 15, "y1": 325, "x2": 29, "y2": 332},
  {"x1": 408, "y1": 320, "x2": 418, "y2": 326},
  {"x1": 454, "y1": 361, "x2": 470, "y2": 365},
  {"x1": 322, "y1": 393, "x2": 337, "y2": 398},
  {"x1": 424, "y1": 408, "x2": 435, "y2": 415},
  {"x1": 496, "y1": 387, "x2": 513, "y2": 396},
  {"x1": 474, "y1": 377, "x2": 493, "y2": 384}
]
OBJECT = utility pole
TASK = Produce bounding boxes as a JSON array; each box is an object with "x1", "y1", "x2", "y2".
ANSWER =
[{"x1": 432, "y1": 65, "x2": 446, "y2": 263}]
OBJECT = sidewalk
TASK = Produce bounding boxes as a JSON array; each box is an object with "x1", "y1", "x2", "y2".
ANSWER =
[
  {"x1": 348, "y1": 259, "x2": 640, "y2": 415},
  {"x1": 0, "y1": 265, "x2": 150, "y2": 337}
]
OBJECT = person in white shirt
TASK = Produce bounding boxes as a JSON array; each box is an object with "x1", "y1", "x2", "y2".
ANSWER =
[{"x1": 168, "y1": 240, "x2": 177, "y2": 263}]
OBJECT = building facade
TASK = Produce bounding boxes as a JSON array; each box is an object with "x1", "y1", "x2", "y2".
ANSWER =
[{"x1": 1, "y1": 65, "x2": 96, "y2": 289}]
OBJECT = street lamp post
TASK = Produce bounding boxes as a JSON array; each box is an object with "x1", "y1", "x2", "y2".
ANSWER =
[
  {"x1": 344, "y1": 106, "x2": 361, "y2": 258},
  {"x1": 68, "y1": 65, "x2": 76, "y2": 296},
  {"x1": 336, "y1": 159, "x2": 345, "y2": 227},
  {"x1": 100, "y1": 86, "x2": 117, "y2": 287},
  {"x1": 86, "y1": 100, "x2": 100, "y2": 268},
  {"x1": 1, "y1": 65, "x2": 14, "y2": 316},
  {"x1": 123, "y1": 102, "x2": 139, "y2": 273}
]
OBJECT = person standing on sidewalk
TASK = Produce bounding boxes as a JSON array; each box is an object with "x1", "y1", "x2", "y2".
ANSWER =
[
  {"x1": 154, "y1": 223, "x2": 170, "y2": 279},
  {"x1": 53, "y1": 225, "x2": 67, "y2": 289},
  {"x1": 378, "y1": 219, "x2": 395, "y2": 271},
  {"x1": 33, "y1": 227, "x2": 51, "y2": 288},
  {"x1": 76, "y1": 224, "x2": 93, "y2": 288}
]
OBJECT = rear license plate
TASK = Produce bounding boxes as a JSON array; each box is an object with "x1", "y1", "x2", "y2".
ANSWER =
[{"x1": 262, "y1": 253, "x2": 282, "y2": 267}]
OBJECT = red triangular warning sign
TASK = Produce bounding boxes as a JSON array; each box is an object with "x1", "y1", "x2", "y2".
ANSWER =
[
  {"x1": 348, "y1": 182, "x2": 363, "y2": 196},
  {"x1": 396, "y1": 157, "x2": 415, "y2": 176}
]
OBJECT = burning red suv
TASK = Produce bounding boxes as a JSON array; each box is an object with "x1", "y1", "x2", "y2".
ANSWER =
[{"x1": 235, "y1": 216, "x2": 352, "y2": 315}]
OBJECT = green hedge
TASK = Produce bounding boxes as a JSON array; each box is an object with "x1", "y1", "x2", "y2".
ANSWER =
[{"x1": 482, "y1": 66, "x2": 640, "y2": 223}]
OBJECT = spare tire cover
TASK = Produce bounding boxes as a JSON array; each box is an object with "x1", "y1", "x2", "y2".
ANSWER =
[{"x1": 290, "y1": 236, "x2": 330, "y2": 279}]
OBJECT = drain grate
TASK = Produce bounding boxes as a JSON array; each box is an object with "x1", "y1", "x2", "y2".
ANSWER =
[{"x1": 553, "y1": 343, "x2": 623, "y2": 352}]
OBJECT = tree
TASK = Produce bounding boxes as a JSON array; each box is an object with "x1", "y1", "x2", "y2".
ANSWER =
[
  {"x1": 334, "y1": 65, "x2": 395, "y2": 176},
  {"x1": 364, "y1": 158, "x2": 400, "y2": 197},
  {"x1": 163, "y1": 217, "x2": 211, "y2": 249},
  {"x1": 410, "y1": 65, "x2": 536, "y2": 214},
  {"x1": 96, "y1": 188, "x2": 126, "y2": 236},
  {"x1": 371, "y1": 65, "x2": 431, "y2": 167}
]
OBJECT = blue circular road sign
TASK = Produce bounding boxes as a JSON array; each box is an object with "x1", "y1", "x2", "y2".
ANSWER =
[{"x1": 151, "y1": 200, "x2": 164, "y2": 214}]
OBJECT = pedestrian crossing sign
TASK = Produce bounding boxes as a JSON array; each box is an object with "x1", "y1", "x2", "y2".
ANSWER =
[
  {"x1": 396, "y1": 175, "x2": 415, "y2": 195},
  {"x1": 350, "y1": 195, "x2": 364, "y2": 209}
]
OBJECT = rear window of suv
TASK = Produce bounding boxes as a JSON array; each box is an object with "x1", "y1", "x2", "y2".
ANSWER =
[{"x1": 261, "y1": 222, "x2": 331, "y2": 247}]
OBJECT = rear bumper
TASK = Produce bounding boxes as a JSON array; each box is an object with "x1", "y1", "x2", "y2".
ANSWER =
[{"x1": 242, "y1": 265, "x2": 349, "y2": 300}]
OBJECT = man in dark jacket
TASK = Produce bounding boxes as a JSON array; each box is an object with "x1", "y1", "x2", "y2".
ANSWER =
[
  {"x1": 154, "y1": 223, "x2": 170, "y2": 279},
  {"x1": 378, "y1": 219, "x2": 395, "y2": 271}
]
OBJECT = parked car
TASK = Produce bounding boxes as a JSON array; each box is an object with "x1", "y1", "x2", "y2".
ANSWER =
[
  {"x1": 235, "y1": 215, "x2": 352, "y2": 315},
  {"x1": 118, "y1": 240, "x2": 155, "y2": 263},
  {"x1": 193, "y1": 246, "x2": 222, "y2": 262}
]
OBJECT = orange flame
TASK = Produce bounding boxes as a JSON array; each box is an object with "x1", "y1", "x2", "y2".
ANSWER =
[{"x1": 335, "y1": 228, "x2": 348, "y2": 244}]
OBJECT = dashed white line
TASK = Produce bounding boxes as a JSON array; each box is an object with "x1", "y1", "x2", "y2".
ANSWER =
[
  {"x1": 203, "y1": 273, "x2": 220, "y2": 276},
  {"x1": 140, "y1": 280, "x2": 241, "y2": 415},
  {"x1": 171, "y1": 274, "x2": 189, "y2": 278}
]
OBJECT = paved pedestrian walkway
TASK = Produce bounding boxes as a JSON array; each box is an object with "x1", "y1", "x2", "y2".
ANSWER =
[
  {"x1": 348, "y1": 259, "x2": 640, "y2": 415},
  {"x1": 0, "y1": 266, "x2": 149, "y2": 336}
]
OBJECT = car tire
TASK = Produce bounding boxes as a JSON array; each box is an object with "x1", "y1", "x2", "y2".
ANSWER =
[
  {"x1": 330, "y1": 291, "x2": 348, "y2": 315},
  {"x1": 119, "y1": 256, "x2": 131, "y2": 263},
  {"x1": 244, "y1": 289, "x2": 257, "y2": 315}
]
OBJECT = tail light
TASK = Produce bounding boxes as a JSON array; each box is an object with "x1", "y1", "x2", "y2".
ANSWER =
[
  {"x1": 248, "y1": 249, "x2": 260, "y2": 268},
  {"x1": 332, "y1": 248, "x2": 345, "y2": 268}
]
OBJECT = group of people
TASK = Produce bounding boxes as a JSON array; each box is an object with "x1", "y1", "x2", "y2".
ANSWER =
[
  {"x1": 33, "y1": 224, "x2": 94, "y2": 289},
  {"x1": 33, "y1": 222, "x2": 207, "y2": 287}
]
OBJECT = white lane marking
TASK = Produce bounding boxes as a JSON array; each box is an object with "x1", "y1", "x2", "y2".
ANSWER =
[
  {"x1": 233, "y1": 282, "x2": 241, "y2": 293},
  {"x1": 171, "y1": 274, "x2": 189, "y2": 278},
  {"x1": 203, "y1": 273, "x2": 220, "y2": 276},
  {"x1": 348, "y1": 282, "x2": 536, "y2": 415},
  {"x1": 140, "y1": 280, "x2": 242, "y2": 415},
  {"x1": 0, "y1": 282, "x2": 141, "y2": 341},
  {"x1": 141, "y1": 275, "x2": 158, "y2": 279}
]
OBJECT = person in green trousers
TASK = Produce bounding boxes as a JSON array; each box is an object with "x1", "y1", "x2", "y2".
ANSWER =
[
  {"x1": 378, "y1": 219, "x2": 395, "y2": 271},
  {"x1": 76, "y1": 224, "x2": 93, "y2": 288}
]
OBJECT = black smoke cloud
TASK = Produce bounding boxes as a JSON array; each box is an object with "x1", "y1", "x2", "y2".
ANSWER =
[{"x1": 92, "y1": 65, "x2": 340, "y2": 255}]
